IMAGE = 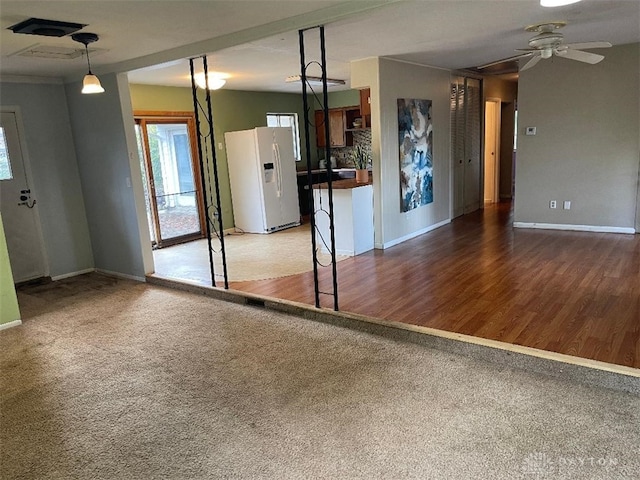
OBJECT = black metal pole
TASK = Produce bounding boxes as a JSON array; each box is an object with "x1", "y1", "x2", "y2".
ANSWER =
[
  {"x1": 202, "y1": 56, "x2": 229, "y2": 289},
  {"x1": 299, "y1": 28, "x2": 321, "y2": 308},
  {"x1": 189, "y1": 57, "x2": 216, "y2": 287},
  {"x1": 319, "y1": 26, "x2": 339, "y2": 312}
]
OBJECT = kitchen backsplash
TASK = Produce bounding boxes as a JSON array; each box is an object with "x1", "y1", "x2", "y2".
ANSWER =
[{"x1": 330, "y1": 129, "x2": 373, "y2": 168}]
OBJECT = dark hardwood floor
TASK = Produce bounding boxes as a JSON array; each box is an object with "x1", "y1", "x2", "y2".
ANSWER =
[{"x1": 230, "y1": 202, "x2": 640, "y2": 369}]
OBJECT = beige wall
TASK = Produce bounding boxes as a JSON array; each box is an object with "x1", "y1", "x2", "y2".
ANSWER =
[
  {"x1": 514, "y1": 43, "x2": 639, "y2": 231},
  {"x1": 352, "y1": 58, "x2": 451, "y2": 248}
]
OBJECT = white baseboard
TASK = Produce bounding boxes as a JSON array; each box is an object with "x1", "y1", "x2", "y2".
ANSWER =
[
  {"x1": 95, "y1": 269, "x2": 146, "y2": 282},
  {"x1": 513, "y1": 222, "x2": 636, "y2": 234},
  {"x1": 51, "y1": 268, "x2": 96, "y2": 281},
  {"x1": 0, "y1": 320, "x2": 22, "y2": 331},
  {"x1": 382, "y1": 219, "x2": 451, "y2": 249}
]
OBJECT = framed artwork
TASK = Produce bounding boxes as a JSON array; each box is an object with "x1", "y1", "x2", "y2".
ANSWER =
[{"x1": 398, "y1": 98, "x2": 433, "y2": 212}]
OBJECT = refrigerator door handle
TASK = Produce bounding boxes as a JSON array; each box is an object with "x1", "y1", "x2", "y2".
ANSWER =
[{"x1": 272, "y1": 142, "x2": 283, "y2": 198}]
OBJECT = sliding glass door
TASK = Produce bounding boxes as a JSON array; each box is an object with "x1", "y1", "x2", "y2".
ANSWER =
[{"x1": 135, "y1": 113, "x2": 205, "y2": 248}]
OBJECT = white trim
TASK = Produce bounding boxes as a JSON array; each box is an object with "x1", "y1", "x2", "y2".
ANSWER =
[
  {"x1": 513, "y1": 222, "x2": 636, "y2": 234},
  {"x1": 0, "y1": 320, "x2": 22, "y2": 331},
  {"x1": 96, "y1": 269, "x2": 146, "y2": 282},
  {"x1": 382, "y1": 219, "x2": 451, "y2": 249},
  {"x1": 51, "y1": 268, "x2": 96, "y2": 281},
  {"x1": 0, "y1": 75, "x2": 64, "y2": 85}
]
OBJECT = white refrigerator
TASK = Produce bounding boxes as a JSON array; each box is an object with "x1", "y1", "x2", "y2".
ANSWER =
[{"x1": 224, "y1": 127, "x2": 300, "y2": 233}]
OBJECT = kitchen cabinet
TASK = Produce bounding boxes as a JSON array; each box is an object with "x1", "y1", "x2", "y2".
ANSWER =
[
  {"x1": 315, "y1": 107, "x2": 361, "y2": 148},
  {"x1": 359, "y1": 88, "x2": 371, "y2": 128}
]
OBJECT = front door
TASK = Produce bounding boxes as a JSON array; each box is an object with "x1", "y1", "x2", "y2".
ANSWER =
[{"x1": 0, "y1": 111, "x2": 47, "y2": 282}]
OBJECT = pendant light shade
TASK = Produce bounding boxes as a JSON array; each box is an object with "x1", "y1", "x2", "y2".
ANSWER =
[
  {"x1": 82, "y1": 73, "x2": 105, "y2": 94},
  {"x1": 194, "y1": 72, "x2": 226, "y2": 90},
  {"x1": 71, "y1": 32, "x2": 105, "y2": 94}
]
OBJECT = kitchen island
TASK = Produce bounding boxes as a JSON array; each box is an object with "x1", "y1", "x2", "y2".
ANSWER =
[{"x1": 312, "y1": 173, "x2": 373, "y2": 256}]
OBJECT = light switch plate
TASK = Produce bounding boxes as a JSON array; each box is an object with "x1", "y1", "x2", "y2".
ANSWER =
[{"x1": 525, "y1": 126, "x2": 536, "y2": 136}]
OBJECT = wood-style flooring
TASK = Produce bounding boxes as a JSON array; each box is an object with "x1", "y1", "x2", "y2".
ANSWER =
[{"x1": 230, "y1": 202, "x2": 640, "y2": 369}]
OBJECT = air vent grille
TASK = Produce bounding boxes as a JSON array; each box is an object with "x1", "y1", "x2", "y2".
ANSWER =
[
  {"x1": 11, "y1": 45, "x2": 105, "y2": 60},
  {"x1": 8, "y1": 18, "x2": 86, "y2": 37}
]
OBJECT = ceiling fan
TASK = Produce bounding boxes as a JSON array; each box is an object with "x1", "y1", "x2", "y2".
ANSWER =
[{"x1": 480, "y1": 21, "x2": 612, "y2": 72}]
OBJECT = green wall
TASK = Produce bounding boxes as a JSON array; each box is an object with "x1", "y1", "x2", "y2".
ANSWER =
[
  {"x1": 0, "y1": 213, "x2": 20, "y2": 326},
  {"x1": 129, "y1": 84, "x2": 359, "y2": 230}
]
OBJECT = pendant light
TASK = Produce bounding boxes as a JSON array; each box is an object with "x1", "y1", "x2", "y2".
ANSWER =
[{"x1": 71, "y1": 32, "x2": 105, "y2": 94}]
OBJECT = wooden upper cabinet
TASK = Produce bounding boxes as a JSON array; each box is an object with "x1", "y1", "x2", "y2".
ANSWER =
[
  {"x1": 315, "y1": 108, "x2": 348, "y2": 147},
  {"x1": 359, "y1": 88, "x2": 371, "y2": 128},
  {"x1": 328, "y1": 109, "x2": 345, "y2": 147},
  {"x1": 359, "y1": 88, "x2": 371, "y2": 116}
]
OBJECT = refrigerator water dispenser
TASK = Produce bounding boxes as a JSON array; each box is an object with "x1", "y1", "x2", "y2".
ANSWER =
[{"x1": 263, "y1": 162, "x2": 274, "y2": 183}]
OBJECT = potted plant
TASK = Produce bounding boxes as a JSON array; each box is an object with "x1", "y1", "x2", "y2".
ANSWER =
[{"x1": 351, "y1": 144, "x2": 370, "y2": 183}]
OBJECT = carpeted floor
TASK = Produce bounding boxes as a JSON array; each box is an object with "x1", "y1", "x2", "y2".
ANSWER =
[
  {"x1": 153, "y1": 223, "x2": 347, "y2": 284},
  {"x1": 1, "y1": 273, "x2": 639, "y2": 479}
]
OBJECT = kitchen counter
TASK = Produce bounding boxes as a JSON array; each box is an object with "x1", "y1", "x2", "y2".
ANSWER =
[
  {"x1": 313, "y1": 181, "x2": 374, "y2": 256},
  {"x1": 296, "y1": 168, "x2": 356, "y2": 176},
  {"x1": 313, "y1": 172, "x2": 372, "y2": 189}
]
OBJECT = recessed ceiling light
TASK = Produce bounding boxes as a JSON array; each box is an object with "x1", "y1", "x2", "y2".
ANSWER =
[{"x1": 540, "y1": 0, "x2": 581, "y2": 6}]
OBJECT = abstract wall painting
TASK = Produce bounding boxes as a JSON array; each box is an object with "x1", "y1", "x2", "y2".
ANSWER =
[{"x1": 398, "y1": 98, "x2": 433, "y2": 212}]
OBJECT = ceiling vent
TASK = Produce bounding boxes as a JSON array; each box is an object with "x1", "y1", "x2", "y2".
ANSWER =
[
  {"x1": 8, "y1": 18, "x2": 86, "y2": 37},
  {"x1": 10, "y1": 44, "x2": 106, "y2": 60}
]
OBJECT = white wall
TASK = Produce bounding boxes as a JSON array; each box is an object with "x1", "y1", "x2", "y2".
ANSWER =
[
  {"x1": 352, "y1": 57, "x2": 451, "y2": 248},
  {"x1": 0, "y1": 81, "x2": 94, "y2": 278},
  {"x1": 514, "y1": 43, "x2": 639, "y2": 232},
  {"x1": 65, "y1": 73, "x2": 151, "y2": 279}
]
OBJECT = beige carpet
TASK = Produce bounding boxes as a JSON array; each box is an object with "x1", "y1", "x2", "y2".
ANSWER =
[
  {"x1": 153, "y1": 223, "x2": 348, "y2": 284},
  {"x1": 2, "y1": 273, "x2": 639, "y2": 479}
]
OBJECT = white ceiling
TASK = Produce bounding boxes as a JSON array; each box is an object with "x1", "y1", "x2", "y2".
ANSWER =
[{"x1": 1, "y1": 1, "x2": 639, "y2": 92}]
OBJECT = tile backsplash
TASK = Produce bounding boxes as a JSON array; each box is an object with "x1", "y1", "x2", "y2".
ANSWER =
[{"x1": 328, "y1": 129, "x2": 373, "y2": 168}]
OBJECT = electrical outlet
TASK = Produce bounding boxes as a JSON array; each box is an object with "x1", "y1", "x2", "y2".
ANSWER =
[
  {"x1": 550, "y1": 200, "x2": 557, "y2": 209},
  {"x1": 563, "y1": 201, "x2": 571, "y2": 210}
]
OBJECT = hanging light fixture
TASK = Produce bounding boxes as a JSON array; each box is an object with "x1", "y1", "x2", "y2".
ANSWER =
[
  {"x1": 194, "y1": 72, "x2": 226, "y2": 90},
  {"x1": 71, "y1": 32, "x2": 104, "y2": 94}
]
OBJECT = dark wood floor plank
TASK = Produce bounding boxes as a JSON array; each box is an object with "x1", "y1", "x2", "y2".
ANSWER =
[{"x1": 229, "y1": 202, "x2": 640, "y2": 368}]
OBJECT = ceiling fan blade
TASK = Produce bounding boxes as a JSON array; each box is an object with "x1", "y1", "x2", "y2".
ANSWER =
[
  {"x1": 520, "y1": 54, "x2": 542, "y2": 71},
  {"x1": 563, "y1": 41, "x2": 612, "y2": 50},
  {"x1": 478, "y1": 53, "x2": 531, "y2": 69},
  {"x1": 557, "y1": 48, "x2": 605, "y2": 64}
]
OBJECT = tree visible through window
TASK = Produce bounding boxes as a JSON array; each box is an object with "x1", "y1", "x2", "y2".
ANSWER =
[{"x1": 267, "y1": 113, "x2": 301, "y2": 161}]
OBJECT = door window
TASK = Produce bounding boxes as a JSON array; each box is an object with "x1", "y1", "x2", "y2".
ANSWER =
[{"x1": 0, "y1": 128, "x2": 13, "y2": 180}]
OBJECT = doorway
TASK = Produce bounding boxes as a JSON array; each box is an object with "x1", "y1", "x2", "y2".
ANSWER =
[
  {"x1": 483, "y1": 98, "x2": 501, "y2": 204},
  {"x1": 0, "y1": 110, "x2": 48, "y2": 283},
  {"x1": 134, "y1": 112, "x2": 206, "y2": 248}
]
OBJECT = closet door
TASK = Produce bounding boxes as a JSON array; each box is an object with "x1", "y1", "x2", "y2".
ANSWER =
[{"x1": 451, "y1": 76, "x2": 482, "y2": 218}]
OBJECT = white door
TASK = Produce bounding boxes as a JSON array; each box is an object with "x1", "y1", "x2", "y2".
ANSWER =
[{"x1": 0, "y1": 111, "x2": 47, "y2": 282}]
